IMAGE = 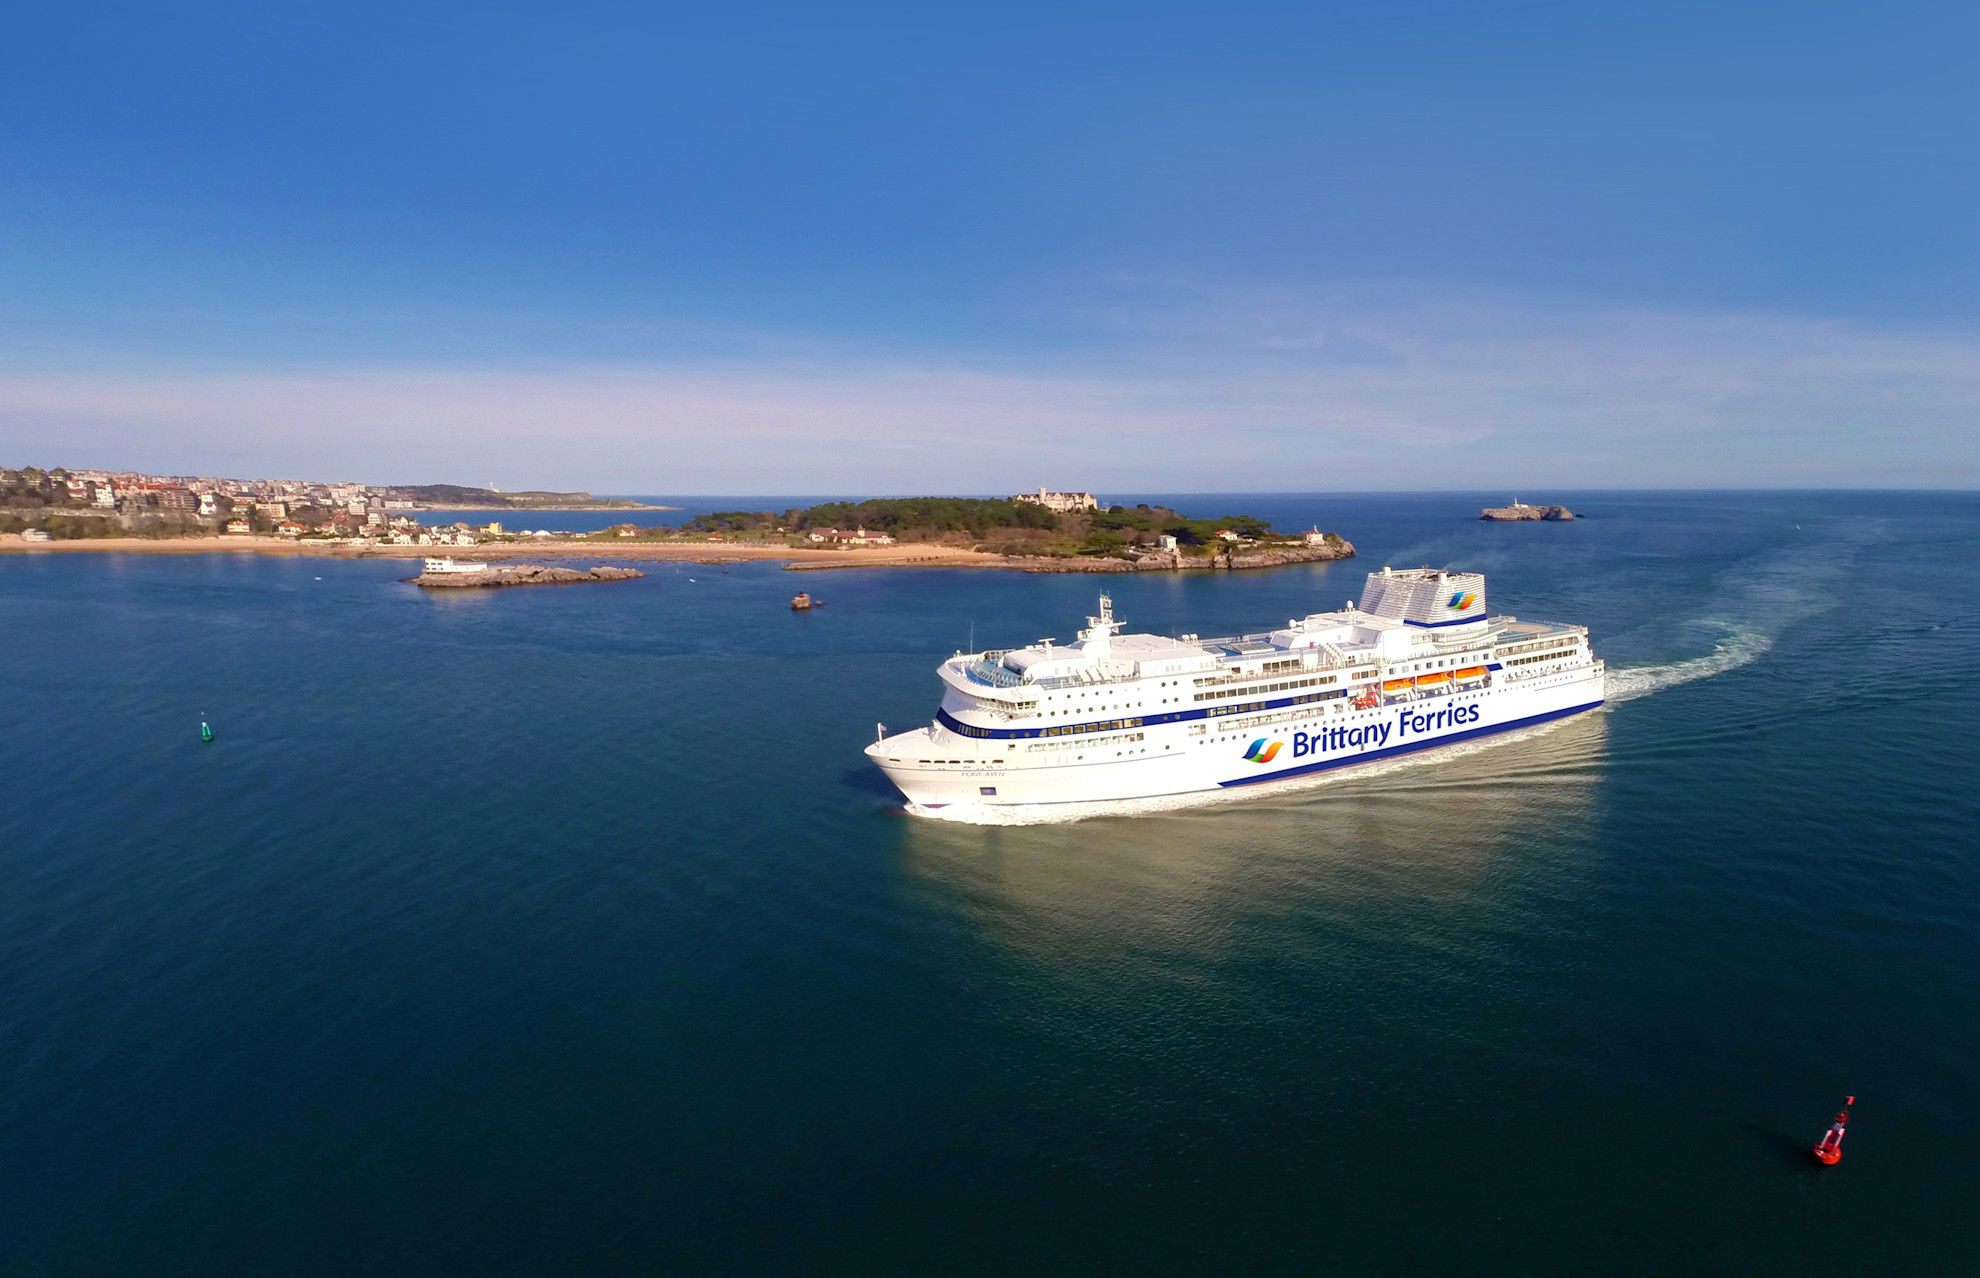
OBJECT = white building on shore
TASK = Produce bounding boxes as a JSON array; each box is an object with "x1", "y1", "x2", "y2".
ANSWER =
[
  {"x1": 1013, "y1": 487, "x2": 1099, "y2": 514},
  {"x1": 805, "y1": 527, "x2": 896, "y2": 546}
]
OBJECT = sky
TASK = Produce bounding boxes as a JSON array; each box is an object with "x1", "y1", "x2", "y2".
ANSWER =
[{"x1": 3, "y1": 0, "x2": 1978, "y2": 491}]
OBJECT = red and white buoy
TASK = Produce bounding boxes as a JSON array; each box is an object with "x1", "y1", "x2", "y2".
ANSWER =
[{"x1": 1812, "y1": 1095, "x2": 1854, "y2": 1165}]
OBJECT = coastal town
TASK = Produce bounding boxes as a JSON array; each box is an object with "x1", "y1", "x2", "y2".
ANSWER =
[
  {"x1": 1, "y1": 469, "x2": 1355, "y2": 574},
  {"x1": 0, "y1": 466, "x2": 653, "y2": 546}
]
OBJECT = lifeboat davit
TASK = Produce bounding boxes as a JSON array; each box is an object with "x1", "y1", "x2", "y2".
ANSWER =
[{"x1": 1811, "y1": 1096, "x2": 1853, "y2": 1165}]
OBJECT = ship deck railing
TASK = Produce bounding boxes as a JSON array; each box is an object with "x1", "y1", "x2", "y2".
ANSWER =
[
  {"x1": 959, "y1": 617, "x2": 1580, "y2": 694},
  {"x1": 964, "y1": 660, "x2": 1027, "y2": 688},
  {"x1": 960, "y1": 659, "x2": 1134, "y2": 692},
  {"x1": 1493, "y1": 618, "x2": 1582, "y2": 641},
  {"x1": 1029, "y1": 670, "x2": 1117, "y2": 690}
]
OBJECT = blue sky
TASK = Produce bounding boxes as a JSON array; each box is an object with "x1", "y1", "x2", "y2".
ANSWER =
[{"x1": 4, "y1": 0, "x2": 1977, "y2": 490}]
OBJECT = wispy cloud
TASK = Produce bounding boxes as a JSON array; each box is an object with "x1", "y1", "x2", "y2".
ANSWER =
[{"x1": 7, "y1": 288, "x2": 1978, "y2": 490}]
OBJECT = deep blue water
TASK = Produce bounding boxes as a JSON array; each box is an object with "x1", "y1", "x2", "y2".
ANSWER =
[{"x1": 4, "y1": 492, "x2": 1978, "y2": 1274}]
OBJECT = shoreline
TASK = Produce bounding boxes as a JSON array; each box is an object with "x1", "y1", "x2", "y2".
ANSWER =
[
  {"x1": 0, "y1": 536, "x2": 991, "y2": 569},
  {"x1": 0, "y1": 534, "x2": 1354, "y2": 573},
  {"x1": 408, "y1": 503, "x2": 679, "y2": 512}
]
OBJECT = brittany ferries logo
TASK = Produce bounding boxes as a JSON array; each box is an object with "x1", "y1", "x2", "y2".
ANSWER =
[
  {"x1": 1448, "y1": 590, "x2": 1478, "y2": 610},
  {"x1": 1242, "y1": 738, "x2": 1283, "y2": 764}
]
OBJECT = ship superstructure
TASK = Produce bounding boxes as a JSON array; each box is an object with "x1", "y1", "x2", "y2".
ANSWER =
[{"x1": 867, "y1": 567, "x2": 1604, "y2": 811}]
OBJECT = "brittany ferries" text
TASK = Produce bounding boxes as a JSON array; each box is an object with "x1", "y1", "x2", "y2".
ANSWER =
[{"x1": 1289, "y1": 703, "x2": 1484, "y2": 758}]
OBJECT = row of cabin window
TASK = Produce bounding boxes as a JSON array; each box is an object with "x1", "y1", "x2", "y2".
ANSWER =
[
  {"x1": 1027, "y1": 732, "x2": 1145, "y2": 753},
  {"x1": 1395, "y1": 655, "x2": 1486, "y2": 673},
  {"x1": 1497, "y1": 637, "x2": 1578, "y2": 658},
  {"x1": 1195, "y1": 674, "x2": 1336, "y2": 702},
  {"x1": 1504, "y1": 649, "x2": 1576, "y2": 669}
]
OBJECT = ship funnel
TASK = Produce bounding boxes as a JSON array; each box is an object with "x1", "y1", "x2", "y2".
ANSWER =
[{"x1": 1358, "y1": 567, "x2": 1488, "y2": 632}]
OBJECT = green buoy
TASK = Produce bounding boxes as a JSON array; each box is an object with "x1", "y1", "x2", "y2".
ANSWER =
[{"x1": 200, "y1": 716, "x2": 213, "y2": 743}]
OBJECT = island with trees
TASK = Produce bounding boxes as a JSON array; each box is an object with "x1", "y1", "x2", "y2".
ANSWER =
[{"x1": 591, "y1": 497, "x2": 1355, "y2": 573}]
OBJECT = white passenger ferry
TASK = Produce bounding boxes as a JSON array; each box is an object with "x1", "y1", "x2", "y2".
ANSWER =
[
  {"x1": 868, "y1": 566, "x2": 1604, "y2": 811},
  {"x1": 421, "y1": 556, "x2": 486, "y2": 574}
]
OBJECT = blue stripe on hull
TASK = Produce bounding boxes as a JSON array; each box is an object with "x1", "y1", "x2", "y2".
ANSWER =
[
  {"x1": 1216, "y1": 699, "x2": 1604, "y2": 788},
  {"x1": 937, "y1": 691, "x2": 1352, "y2": 740}
]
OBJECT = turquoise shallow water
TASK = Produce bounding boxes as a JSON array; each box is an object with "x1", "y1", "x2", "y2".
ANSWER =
[{"x1": 3, "y1": 491, "x2": 1978, "y2": 1274}]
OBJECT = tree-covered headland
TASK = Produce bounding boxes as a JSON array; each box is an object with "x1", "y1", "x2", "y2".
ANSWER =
[{"x1": 596, "y1": 497, "x2": 1331, "y2": 559}]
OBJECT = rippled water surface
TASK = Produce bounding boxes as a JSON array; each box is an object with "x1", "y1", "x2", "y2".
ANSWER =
[{"x1": 4, "y1": 492, "x2": 1977, "y2": 1274}]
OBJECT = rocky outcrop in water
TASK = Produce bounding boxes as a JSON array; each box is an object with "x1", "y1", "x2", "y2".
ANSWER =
[
  {"x1": 1481, "y1": 503, "x2": 1574, "y2": 521},
  {"x1": 411, "y1": 564, "x2": 645, "y2": 588}
]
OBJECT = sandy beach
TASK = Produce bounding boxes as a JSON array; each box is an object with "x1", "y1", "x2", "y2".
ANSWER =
[
  {"x1": 0, "y1": 533, "x2": 1354, "y2": 574},
  {"x1": 0, "y1": 533, "x2": 1007, "y2": 570}
]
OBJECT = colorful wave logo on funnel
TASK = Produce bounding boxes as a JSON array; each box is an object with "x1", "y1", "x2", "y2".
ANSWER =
[
  {"x1": 1447, "y1": 591, "x2": 1478, "y2": 610},
  {"x1": 1243, "y1": 738, "x2": 1283, "y2": 764}
]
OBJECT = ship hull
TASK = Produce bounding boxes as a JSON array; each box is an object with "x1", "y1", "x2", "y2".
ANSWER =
[{"x1": 869, "y1": 664, "x2": 1604, "y2": 812}]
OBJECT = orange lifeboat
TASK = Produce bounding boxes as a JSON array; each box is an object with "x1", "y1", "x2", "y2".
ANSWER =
[
  {"x1": 1381, "y1": 678, "x2": 1414, "y2": 694},
  {"x1": 1414, "y1": 671, "x2": 1451, "y2": 689},
  {"x1": 1454, "y1": 665, "x2": 1488, "y2": 682}
]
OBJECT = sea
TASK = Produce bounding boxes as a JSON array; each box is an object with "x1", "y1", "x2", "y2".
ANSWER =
[{"x1": 3, "y1": 491, "x2": 1977, "y2": 1275}]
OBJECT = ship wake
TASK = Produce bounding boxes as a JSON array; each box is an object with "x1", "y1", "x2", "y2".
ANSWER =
[
  {"x1": 1604, "y1": 625, "x2": 1770, "y2": 703},
  {"x1": 1601, "y1": 516, "x2": 1866, "y2": 705}
]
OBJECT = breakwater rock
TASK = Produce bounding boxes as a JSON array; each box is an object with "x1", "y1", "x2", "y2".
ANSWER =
[
  {"x1": 1481, "y1": 503, "x2": 1574, "y2": 521},
  {"x1": 411, "y1": 564, "x2": 645, "y2": 588},
  {"x1": 1007, "y1": 539, "x2": 1357, "y2": 574}
]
